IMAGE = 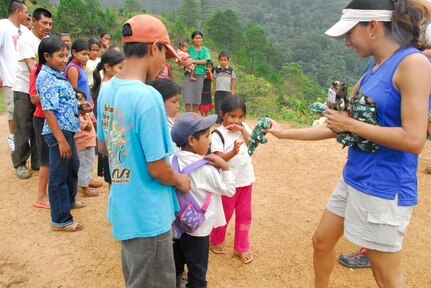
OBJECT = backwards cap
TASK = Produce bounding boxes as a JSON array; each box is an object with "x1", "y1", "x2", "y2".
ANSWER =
[{"x1": 122, "y1": 14, "x2": 180, "y2": 60}]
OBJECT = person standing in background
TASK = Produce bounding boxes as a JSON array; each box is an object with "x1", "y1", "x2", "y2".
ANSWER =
[
  {"x1": 12, "y1": 7, "x2": 52, "y2": 179},
  {"x1": 0, "y1": 0, "x2": 29, "y2": 153},
  {"x1": 181, "y1": 31, "x2": 211, "y2": 113}
]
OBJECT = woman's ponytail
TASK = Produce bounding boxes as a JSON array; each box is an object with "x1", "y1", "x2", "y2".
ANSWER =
[
  {"x1": 91, "y1": 62, "x2": 104, "y2": 103},
  {"x1": 391, "y1": 0, "x2": 426, "y2": 49}
]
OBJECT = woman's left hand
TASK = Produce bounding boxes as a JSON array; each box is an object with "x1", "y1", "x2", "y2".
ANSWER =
[{"x1": 325, "y1": 108, "x2": 353, "y2": 133}]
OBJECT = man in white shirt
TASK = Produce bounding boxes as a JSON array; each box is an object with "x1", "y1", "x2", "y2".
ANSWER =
[
  {"x1": 0, "y1": 0, "x2": 29, "y2": 152},
  {"x1": 12, "y1": 8, "x2": 52, "y2": 179}
]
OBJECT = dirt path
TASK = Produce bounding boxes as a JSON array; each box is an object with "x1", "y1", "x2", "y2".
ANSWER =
[{"x1": 0, "y1": 114, "x2": 430, "y2": 288}]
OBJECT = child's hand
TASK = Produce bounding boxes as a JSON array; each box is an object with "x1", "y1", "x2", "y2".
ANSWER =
[
  {"x1": 226, "y1": 124, "x2": 243, "y2": 133},
  {"x1": 59, "y1": 140, "x2": 72, "y2": 159},
  {"x1": 205, "y1": 154, "x2": 229, "y2": 171},
  {"x1": 232, "y1": 140, "x2": 243, "y2": 156}
]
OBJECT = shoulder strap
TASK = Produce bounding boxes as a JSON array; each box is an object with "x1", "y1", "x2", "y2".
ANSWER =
[
  {"x1": 212, "y1": 129, "x2": 224, "y2": 146},
  {"x1": 172, "y1": 155, "x2": 212, "y2": 211}
]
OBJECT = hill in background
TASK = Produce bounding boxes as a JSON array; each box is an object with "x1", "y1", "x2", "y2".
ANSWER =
[{"x1": 99, "y1": 0, "x2": 367, "y2": 86}]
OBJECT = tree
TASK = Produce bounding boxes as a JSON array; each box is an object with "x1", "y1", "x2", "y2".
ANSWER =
[
  {"x1": 55, "y1": 0, "x2": 89, "y2": 37},
  {"x1": 119, "y1": 0, "x2": 146, "y2": 18},
  {"x1": 206, "y1": 9, "x2": 242, "y2": 52},
  {"x1": 179, "y1": 0, "x2": 199, "y2": 29}
]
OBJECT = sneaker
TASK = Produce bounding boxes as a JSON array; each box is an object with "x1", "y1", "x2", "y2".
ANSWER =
[
  {"x1": 7, "y1": 135, "x2": 15, "y2": 152},
  {"x1": 338, "y1": 248, "x2": 370, "y2": 268},
  {"x1": 16, "y1": 165, "x2": 31, "y2": 179}
]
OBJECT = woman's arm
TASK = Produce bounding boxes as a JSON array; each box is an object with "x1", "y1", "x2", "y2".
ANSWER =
[
  {"x1": 325, "y1": 53, "x2": 431, "y2": 155},
  {"x1": 265, "y1": 119, "x2": 337, "y2": 140}
]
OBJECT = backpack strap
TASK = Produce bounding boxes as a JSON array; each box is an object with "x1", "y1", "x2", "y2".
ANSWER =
[
  {"x1": 212, "y1": 129, "x2": 224, "y2": 146},
  {"x1": 172, "y1": 155, "x2": 212, "y2": 211}
]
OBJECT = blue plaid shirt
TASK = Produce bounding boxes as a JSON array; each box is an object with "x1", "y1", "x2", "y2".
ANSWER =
[{"x1": 36, "y1": 65, "x2": 80, "y2": 135}]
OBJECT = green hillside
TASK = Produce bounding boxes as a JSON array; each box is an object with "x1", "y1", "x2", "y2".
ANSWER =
[{"x1": 97, "y1": 0, "x2": 367, "y2": 86}]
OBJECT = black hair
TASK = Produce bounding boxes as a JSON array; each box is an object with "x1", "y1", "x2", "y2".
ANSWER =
[
  {"x1": 88, "y1": 38, "x2": 101, "y2": 48},
  {"x1": 191, "y1": 31, "x2": 204, "y2": 39},
  {"x1": 346, "y1": 0, "x2": 426, "y2": 49},
  {"x1": 100, "y1": 32, "x2": 111, "y2": 38},
  {"x1": 178, "y1": 127, "x2": 210, "y2": 149},
  {"x1": 218, "y1": 50, "x2": 230, "y2": 60},
  {"x1": 178, "y1": 39, "x2": 188, "y2": 48},
  {"x1": 36, "y1": 36, "x2": 67, "y2": 76},
  {"x1": 8, "y1": 0, "x2": 25, "y2": 16},
  {"x1": 59, "y1": 32, "x2": 70, "y2": 38},
  {"x1": 122, "y1": 23, "x2": 163, "y2": 58},
  {"x1": 91, "y1": 49, "x2": 125, "y2": 102},
  {"x1": 32, "y1": 8, "x2": 52, "y2": 20},
  {"x1": 220, "y1": 95, "x2": 247, "y2": 116},
  {"x1": 108, "y1": 44, "x2": 121, "y2": 51},
  {"x1": 71, "y1": 39, "x2": 90, "y2": 53},
  {"x1": 146, "y1": 78, "x2": 181, "y2": 102}
]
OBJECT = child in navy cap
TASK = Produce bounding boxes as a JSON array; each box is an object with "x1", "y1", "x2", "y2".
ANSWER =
[{"x1": 171, "y1": 112, "x2": 236, "y2": 288}]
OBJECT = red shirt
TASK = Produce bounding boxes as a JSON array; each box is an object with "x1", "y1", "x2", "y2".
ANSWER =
[{"x1": 30, "y1": 65, "x2": 44, "y2": 118}]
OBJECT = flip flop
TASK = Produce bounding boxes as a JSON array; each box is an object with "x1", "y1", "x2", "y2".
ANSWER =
[
  {"x1": 210, "y1": 243, "x2": 225, "y2": 254},
  {"x1": 33, "y1": 200, "x2": 50, "y2": 209},
  {"x1": 89, "y1": 180, "x2": 103, "y2": 188},
  {"x1": 234, "y1": 251, "x2": 253, "y2": 264}
]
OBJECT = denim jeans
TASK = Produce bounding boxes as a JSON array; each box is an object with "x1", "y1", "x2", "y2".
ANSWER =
[
  {"x1": 173, "y1": 233, "x2": 209, "y2": 288},
  {"x1": 121, "y1": 230, "x2": 176, "y2": 288},
  {"x1": 44, "y1": 131, "x2": 80, "y2": 227},
  {"x1": 12, "y1": 91, "x2": 38, "y2": 168}
]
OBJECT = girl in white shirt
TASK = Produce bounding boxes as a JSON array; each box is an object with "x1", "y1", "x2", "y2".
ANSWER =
[{"x1": 210, "y1": 95, "x2": 256, "y2": 264}]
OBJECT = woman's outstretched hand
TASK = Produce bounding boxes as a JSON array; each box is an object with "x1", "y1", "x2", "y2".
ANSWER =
[{"x1": 262, "y1": 118, "x2": 283, "y2": 139}]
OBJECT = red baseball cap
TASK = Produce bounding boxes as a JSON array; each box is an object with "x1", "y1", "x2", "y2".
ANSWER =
[{"x1": 122, "y1": 15, "x2": 180, "y2": 60}]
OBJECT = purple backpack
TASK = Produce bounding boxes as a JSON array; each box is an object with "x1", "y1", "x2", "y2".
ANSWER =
[{"x1": 171, "y1": 155, "x2": 211, "y2": 239}]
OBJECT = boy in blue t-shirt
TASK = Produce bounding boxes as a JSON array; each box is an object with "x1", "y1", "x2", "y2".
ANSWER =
[{"x1": 96, "y1": 15, "x2": 190, "y2": 287}]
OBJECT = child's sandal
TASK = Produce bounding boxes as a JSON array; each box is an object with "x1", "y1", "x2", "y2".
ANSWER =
[
  {"x1": 210, "y1": 243, "x2": 225, "y2": 254},
  {"x1": 234, "y1": 250, "x2": 253, "y2": 264}
]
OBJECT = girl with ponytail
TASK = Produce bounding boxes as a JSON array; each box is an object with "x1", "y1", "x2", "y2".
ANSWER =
[
  {"x1": 266, "y1": 0, "x2": 431, "y2": 286},
  {"x1": 90, "y1": 49, "x2": 125, "y2": 188}
]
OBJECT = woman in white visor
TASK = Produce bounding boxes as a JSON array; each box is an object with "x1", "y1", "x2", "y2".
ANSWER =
[{"x1": 265, "y1": 0, "x2": 431, "y2": 287}]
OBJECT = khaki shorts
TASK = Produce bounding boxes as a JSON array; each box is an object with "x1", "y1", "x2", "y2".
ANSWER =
[
  {"x1": 428, "y1": 110, "x2": 431, "y2": 126},
  {"x1": 1, "y1": 86, "x2": 14, "y2": 120},
  {"x1": 326, "y1": 178, "x2": 413, "y2": 252}
]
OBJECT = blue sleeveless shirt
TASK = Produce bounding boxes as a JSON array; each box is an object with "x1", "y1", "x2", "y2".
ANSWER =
[
  {"x1": 65, "y1": 60, "x2": 91, "y2": 102},
  {"x1": 343, "y1": 47, "x2": 430, "y2": 206}
]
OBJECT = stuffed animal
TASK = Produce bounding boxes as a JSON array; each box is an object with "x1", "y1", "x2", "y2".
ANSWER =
[
  {"x1": 337, "y1": 91, "x2": 380, "y2": 152},
  {"x1": 326, "y1": 81, "x2": 349, "y2": 111},
  {"x1": 248, "y1": 116, "x2": 271, "y2": 156}
]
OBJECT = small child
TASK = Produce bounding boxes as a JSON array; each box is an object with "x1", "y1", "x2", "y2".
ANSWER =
[
  {"x1": 146, "y1": 78, "x2": 181, "y2": 130},
  {"x1": 210, "y1": 95, "x2": 255, "y2": 264},
  {"x1": 65, "y1": 39, "x2": 91, "y2": 102},
  {"x1": 213, "y1": 50, "x2": 236, "y2": 123},
  {"x1": 199, "y1": 61, "x2": 215, "y2": 117},
  {"x1": 74, "y1": 89, "x2": 99, "y2": 197},
  {"x1": 91, "y1": 49, "x2": 125, "y2": 188},
  {"x1": 86, "y1": 38, "x2": 101, "y2": 87},
  {"x1": 176, "y1": 39, "x2": 196, "y2": 81},
  {"x1": 37, "y1": 36, "x2": 84, "y2": 232},
  {"x1": 171, "y1": 112, "x2": 236, "y2": 288}
]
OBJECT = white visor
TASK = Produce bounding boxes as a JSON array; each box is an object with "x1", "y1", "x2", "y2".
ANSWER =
[{"x1": 325, "y1": 9, "x2": 393, "y2": 38}]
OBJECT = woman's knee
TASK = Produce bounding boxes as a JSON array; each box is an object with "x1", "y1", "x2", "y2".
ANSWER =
[{"x1": 312, "y1": 232, "x2": 335, "y2": 252}]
